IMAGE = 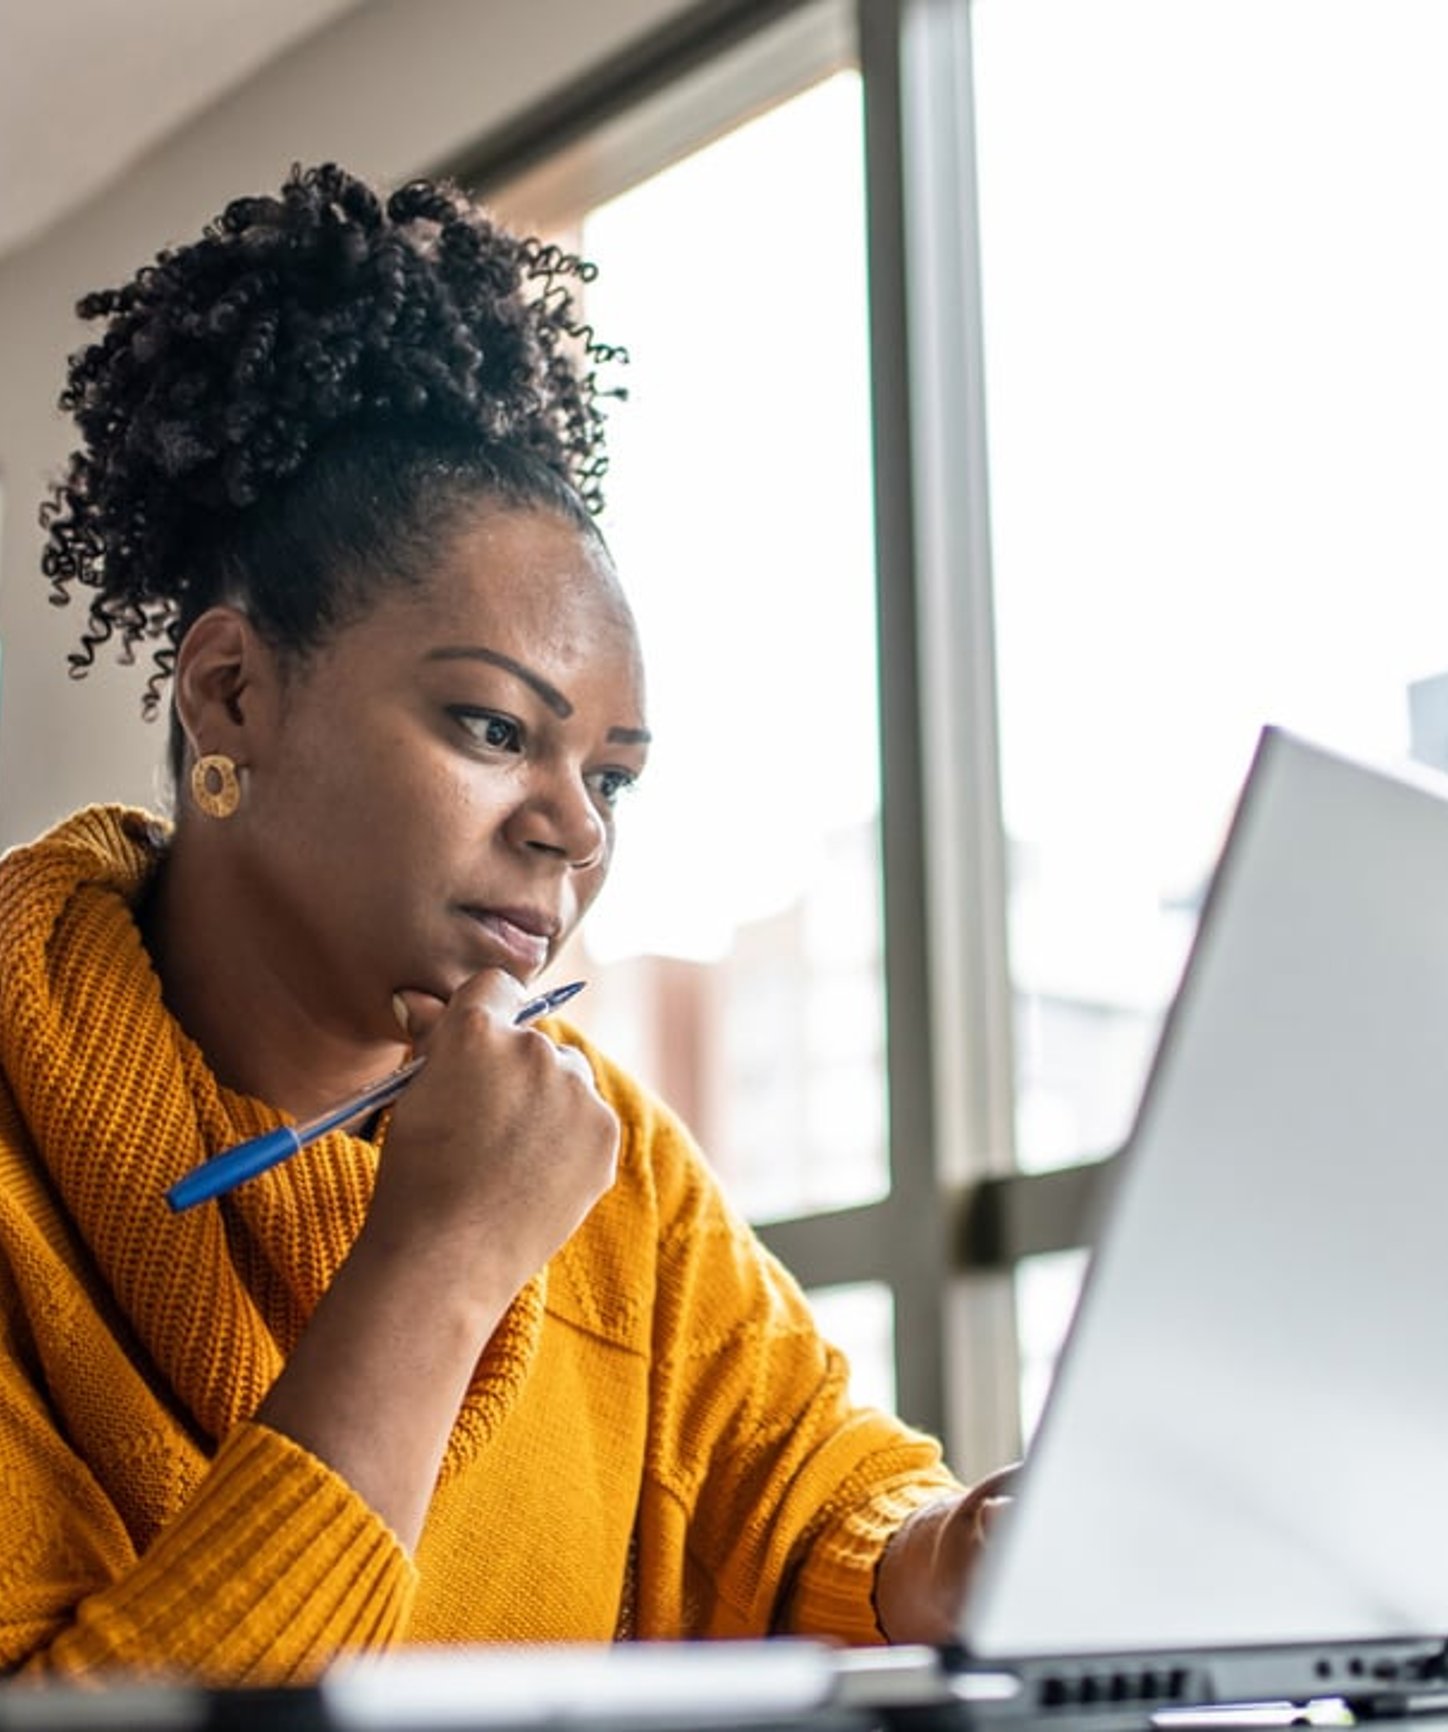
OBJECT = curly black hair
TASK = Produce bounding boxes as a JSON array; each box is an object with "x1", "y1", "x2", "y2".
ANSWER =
[{"x1": 39, "y1": 161, "x2": 625, "y2": 743}]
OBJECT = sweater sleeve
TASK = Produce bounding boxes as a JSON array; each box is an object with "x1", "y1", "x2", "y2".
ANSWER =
[
  {"x1": 0, "y1": 1298, "x2": 416, "y2": 1688},
  {"x1": 15, "y1": 1423, "x2": 416, "y2": 1685},
  {"x1": 0, "y1": 1112, "x2": 416, "y2": 1684},
  {"x1": 621, "y1": 1074, "x2": 963, "y2": 1645}
]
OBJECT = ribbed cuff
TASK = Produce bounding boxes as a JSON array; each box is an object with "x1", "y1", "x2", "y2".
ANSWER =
[
  {"x1": 56, "y1": 1421, "x2": 417, "y2": 1685},
  {"x1": 787, "y1": 1471, "x2": 960, "y2": 1647}
]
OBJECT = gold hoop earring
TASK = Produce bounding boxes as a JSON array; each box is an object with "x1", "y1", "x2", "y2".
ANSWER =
[{"x1": 190, "y1": 753, "x2": 241, "y2": 820}]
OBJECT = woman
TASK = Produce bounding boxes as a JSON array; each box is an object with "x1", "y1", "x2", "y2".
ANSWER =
[{"x1": 0, "y1": 163, "x2": 1007, "y2": 1685}]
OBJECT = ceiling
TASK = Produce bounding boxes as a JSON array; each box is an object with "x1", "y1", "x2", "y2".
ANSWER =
[{"x1": 0, "y1": 0, "x2": 363, "y2": 263}]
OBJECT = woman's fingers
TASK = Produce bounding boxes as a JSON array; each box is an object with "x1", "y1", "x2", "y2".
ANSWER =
[
  {"x1": 390, "y1": 970, "x2": 522, "y2": 1045},
  {"x1": 367, "y1": 968, "x2": 619, "y2": 1309}
]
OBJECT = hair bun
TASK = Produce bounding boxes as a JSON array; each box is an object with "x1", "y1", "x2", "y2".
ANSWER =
[{"x1": 42, "y1": 161, "x2": 619, "y2": 698}]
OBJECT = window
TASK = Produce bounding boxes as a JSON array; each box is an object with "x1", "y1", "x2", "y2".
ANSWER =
[
  {"x1": 463, "y1": 0, "x2": 1448, "y2": 1462},
  {"x1": 576, "y1": 69, "x2": 885, "y2": 1226},
  {"x1": 482, "y1": 5, "x2": 905, "y2": 1408},
  {"x1": 971, "y1": 0, "x2": 1448, "y2": 1418}
]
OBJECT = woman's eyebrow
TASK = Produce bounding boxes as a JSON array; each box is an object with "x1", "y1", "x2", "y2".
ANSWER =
[
  {"x1": 608, "y1": 726, "x2": 652, "y2": 746},
  {"x1": 425, "y1": 645, "x2": 571, "y2": 718}
]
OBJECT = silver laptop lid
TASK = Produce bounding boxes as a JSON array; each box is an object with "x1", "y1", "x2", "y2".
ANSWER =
[{"x1": 964, "y1": 727, "x2": 1448, "y2": 1660}]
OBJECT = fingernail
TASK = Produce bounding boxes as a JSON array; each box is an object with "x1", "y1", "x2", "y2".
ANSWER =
[{"x1": 392, "y1": 992, "x2": 411, "y2": 1034}]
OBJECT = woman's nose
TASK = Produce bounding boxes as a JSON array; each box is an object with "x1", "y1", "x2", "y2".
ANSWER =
[{"x1": 511, "y1": 770, "x2": 607, "y2": 870}]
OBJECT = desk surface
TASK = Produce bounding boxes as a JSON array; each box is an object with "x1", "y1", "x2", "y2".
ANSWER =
[{"x1": 1, "y1": 1642, "x2": 1445, "y2": 1732}]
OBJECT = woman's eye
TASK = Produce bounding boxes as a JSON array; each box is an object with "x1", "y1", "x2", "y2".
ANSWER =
[
  {"x1": 595, "y1": 769, "x2": 637, "y2": 807},
  {"x1": 591, "y1": 767, "x2": 638, "y2": 808},
  {"x1": 456, "y1": 710, "x2": 522, "y2": 752}
]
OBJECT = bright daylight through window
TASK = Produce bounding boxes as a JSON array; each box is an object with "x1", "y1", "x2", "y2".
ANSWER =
[
  {"x1": 972, "y1": 0, "x2": 1448, "y2": 1429},
  {"x1": 509, "y1": 68, "x2": 899, "y2": 1408},
  {"x1": 556, "y1": 71, "x2": 886, "y2": 1228}
]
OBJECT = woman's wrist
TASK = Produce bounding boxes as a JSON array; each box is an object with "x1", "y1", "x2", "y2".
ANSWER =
[
  {"x1": 873, "y1": 1496, "x2": 967, "y2": 1644},
  {"x1": 873, "y1": 1466, "x2": 1020, "y2": 1643}
]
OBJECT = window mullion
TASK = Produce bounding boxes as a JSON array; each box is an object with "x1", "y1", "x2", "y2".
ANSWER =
[{"x1": 864, "y1": 0, "x2": 1022, "y2": 1468}]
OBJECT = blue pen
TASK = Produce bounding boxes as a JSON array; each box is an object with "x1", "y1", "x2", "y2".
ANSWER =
[{"x1": 165, "y1": 979, "x2": 588, "y2": 1213}]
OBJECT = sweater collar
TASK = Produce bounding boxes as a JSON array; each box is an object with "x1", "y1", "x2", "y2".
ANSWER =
[{"x1": 0, "y1": 806, "x2": 543, "y2": 1461}]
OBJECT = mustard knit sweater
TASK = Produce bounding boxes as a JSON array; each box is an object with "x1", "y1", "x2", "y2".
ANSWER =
[{"x1": 0, "y1": 807, "x2": 958, "y2": 1686}]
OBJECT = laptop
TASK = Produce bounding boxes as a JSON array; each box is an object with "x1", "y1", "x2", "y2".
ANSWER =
[
  {"x1": 916, "y1": 724, "x2": 1448, "y2": 1725},
  {"x1": 6, "y1": 726, "x2": 1448, "y2": 1729}
]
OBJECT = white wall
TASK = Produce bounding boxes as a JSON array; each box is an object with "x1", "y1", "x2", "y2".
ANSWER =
[{"x1": 0, "y1": 0, "x2": 698, "y2": 849}]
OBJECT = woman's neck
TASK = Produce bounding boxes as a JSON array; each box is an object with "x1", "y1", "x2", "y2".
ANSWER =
[{"x1": 141, "y1": 833, "x2": 408, "y2": 1125}]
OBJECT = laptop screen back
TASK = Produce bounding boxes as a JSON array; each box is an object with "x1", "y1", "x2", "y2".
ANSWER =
[{"x1": 963, "y1": 728, "x2": 1448, "y2": 1660}]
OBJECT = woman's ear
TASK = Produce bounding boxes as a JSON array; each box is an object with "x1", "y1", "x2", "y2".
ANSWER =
[{"x1": 172, "y1": 606, "x2": 278, "y2": 767}]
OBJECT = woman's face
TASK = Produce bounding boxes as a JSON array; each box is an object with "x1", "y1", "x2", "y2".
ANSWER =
[{"x1": 214, "y1": 505, "x2": 648, "y2": 1042}]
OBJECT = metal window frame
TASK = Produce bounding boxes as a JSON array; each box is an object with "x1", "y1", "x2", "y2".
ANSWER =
[
  {"x1": 855, "y1": 0, "x2": 1121, "y2": 1466},
  {"x1": 851, "y1": 0, "x2": 1026, "y2": 1467},
  {"x1": 452, "y1": 0, "x2": 845, "y2": 211}
]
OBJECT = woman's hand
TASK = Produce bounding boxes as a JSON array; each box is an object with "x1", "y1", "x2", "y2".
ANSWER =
[
  {"x1": 257, "y1": 967, "x2": 619, "y2": 1550},
  {"x1": 368, "y1": 970, "x2": 620, "y2": 1321},
  {"x1": 873, "y1": 1464, "x2": 1020, "y2": 1644}
]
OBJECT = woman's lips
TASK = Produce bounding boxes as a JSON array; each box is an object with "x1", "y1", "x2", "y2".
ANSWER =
[{"x1": 462, "y1": 908, "x2": 552, "y2": 975}]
